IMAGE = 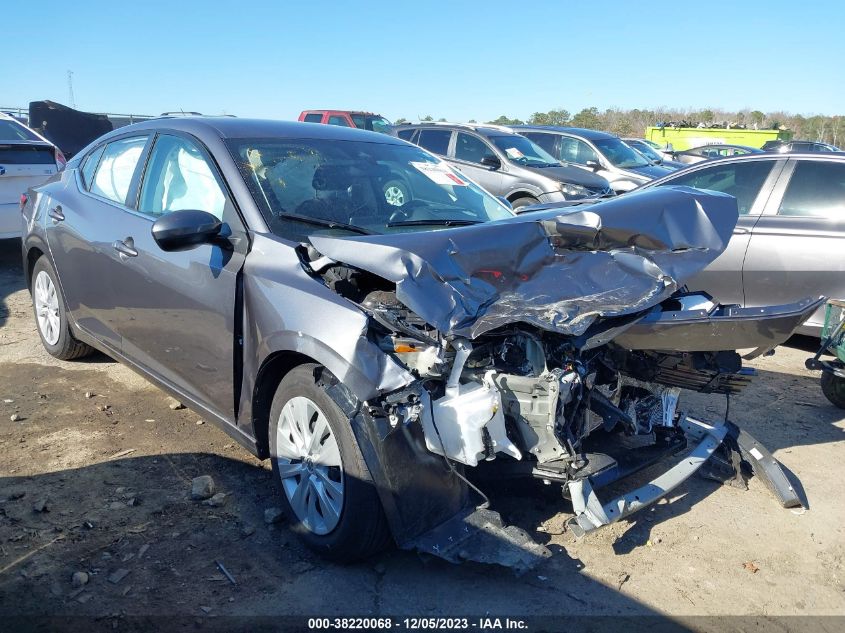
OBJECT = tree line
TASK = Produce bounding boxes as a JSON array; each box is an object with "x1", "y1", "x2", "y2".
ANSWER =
[{"x1": 395, "y1": 108, "x2": 845, "y2": 146}]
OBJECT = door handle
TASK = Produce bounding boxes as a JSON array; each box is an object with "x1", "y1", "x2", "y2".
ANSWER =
[
  {"x1": 48, "y1": 205, "x2": 65, "y2": 223},
  {"x1": 733, "y1": 227, "x2": 750, "y2": 235},
  {"x1": 113, "y1": 238, "x2": 138, "y2": 258}
]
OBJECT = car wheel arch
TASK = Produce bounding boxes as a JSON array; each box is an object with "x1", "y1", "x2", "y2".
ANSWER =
[
  {"x1": 251, "y1": 350, "x2": 316, "y2": 458},
  {"x1": 25, "y1": 246, "x2": 46, "y2": 292},
  {"x1": 506, "y1": 190, "x2": 538, "y2": 203}
]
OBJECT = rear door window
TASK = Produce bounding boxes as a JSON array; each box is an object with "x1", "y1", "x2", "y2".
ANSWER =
[
  {"x1": 657, "y1": 159, "x2": 775, "y2": 215},
  {"x1": 416, "y1": 129, "x2": 451, "y2": 156},
  {"x1": 396, "y1": 129, "x2": 416, "y2": 141},
  {"x1": 327, "y1": 115, "x2": 350, "y2": 127},
  {"x1": 303, "y1": 113, "x2": 323, "y2": 123},
  {"x1": 89, "y1": 136, "x2": 147, "y2": 205},
  {"x1": 778, "y1": 161, "x2": 845, "y2": 218}
]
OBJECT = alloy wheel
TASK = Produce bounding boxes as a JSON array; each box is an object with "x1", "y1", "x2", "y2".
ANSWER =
[
  {"x1": 34, "y1": 270, "x2": 61, "y2": 346},
  {"x1": 384, "y1": 184, "x2": 406, "y2": 207},
  {"x1": 274, "y1": 396, "x2": 344, "y2": 535}
]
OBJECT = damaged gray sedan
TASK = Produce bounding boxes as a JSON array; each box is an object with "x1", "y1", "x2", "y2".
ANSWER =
[{"x1": 21, "y1": 118, "x2": 820, "y2": 566}]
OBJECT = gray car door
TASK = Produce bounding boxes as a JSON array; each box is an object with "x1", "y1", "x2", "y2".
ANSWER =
[
  {"x1": 742, "y1": 158, "x2": 845, "y2": 333},
  {"x1": 103, "y1": 132, "x2": 248, "y2": 419},
  {"x1": 47, "y1": 134, "x2": 150, "y2": 350},
  {"x1": 652, "y1": 158, "x2": 783, "y2": 306},
  {"x1": 450, "y1": 132, "x2": 503, "y2": 195}
]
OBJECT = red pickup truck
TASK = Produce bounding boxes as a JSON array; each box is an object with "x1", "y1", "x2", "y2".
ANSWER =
[{"x1": 298, "y1": 110, "x2": 391, "y2": 133}]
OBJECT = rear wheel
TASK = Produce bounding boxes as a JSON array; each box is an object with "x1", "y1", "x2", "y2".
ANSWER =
[
  {"x1": 269, "y1": 364, "x2": 390, "y2": 561},
  {"x1": 31, "y1": 257, "x2": 93, "y2": 361},
  {"x1": 821, "y1": 371, "x2": 845, "y2": 409}
]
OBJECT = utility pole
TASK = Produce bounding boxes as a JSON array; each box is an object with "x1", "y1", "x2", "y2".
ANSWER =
[{"x1": 67, "y1": 70, "x2": 76, "y2": 109}]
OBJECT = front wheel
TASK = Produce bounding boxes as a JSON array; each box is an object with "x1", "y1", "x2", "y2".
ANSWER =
[
  {"x1": 383, "y1": 179, "x2": 410, "y2": 207},
  {"x1": 31, "y1": 257, "x2": 93, "y2": 360},
  {"x1": 269, "y1": 364, "x2": 391, "y2": 561},
  {"x1": 821, "y1": 371, "x2": 845, "y2": 409},
  {"x1": 509, "y1": 196, "x2": 538, "y2": 211}
]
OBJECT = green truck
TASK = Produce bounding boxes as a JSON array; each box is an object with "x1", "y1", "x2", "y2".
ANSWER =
[{"x1": 645, "y1": 126, "x2": 791, "y2": 151}]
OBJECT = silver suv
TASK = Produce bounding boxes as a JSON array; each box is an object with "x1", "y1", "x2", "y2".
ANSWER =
[
  {"x1": 391, "y1": 122, "x2": 613, "y2": 209},
  {"x1": 515, "y1": 126, "x2": 675, "y2": 193}
]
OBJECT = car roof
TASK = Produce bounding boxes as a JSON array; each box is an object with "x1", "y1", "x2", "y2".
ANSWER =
[
  {"x1": 513, "y1": 125, "x2": 619, "y2": 140},
  {"x1": 394, "y1": 122, "x2": 519, "y2": 137},
  {"x1": 684, "y1": 144, "x2": 761, "y2": 152},
  {"x1": 86, "y1": 117, "x2": 408, "y2": 145},
  {"x1": 643, "y1": 151, "x2": 845, "y2": 186}
]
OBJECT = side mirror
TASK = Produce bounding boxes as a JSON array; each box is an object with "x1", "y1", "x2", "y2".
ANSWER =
[
  {"x1": 585, "y1": 160, "x2": 602, "y2": 171},
  {"x1": 151, "y1": 210, "x2": 222, "y2": 252},
  {"x1": 480, "y1": 155, "x2": 501, "y2": 169}
]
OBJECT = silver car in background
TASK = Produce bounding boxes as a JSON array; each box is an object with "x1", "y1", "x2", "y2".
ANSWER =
[
  {"x1": 643, "y1": 152, "x2": 845, "y2": 335},
  {"x1": 0, "y1": 112, "x2": 66, "y2": 238},
  {"x1": 514, "y1": 126, "x2": 674, "y2": 193}
]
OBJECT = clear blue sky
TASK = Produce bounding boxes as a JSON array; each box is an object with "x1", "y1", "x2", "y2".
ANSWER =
[{"x1": 3, "y1": 0, "x2": 843, "y2": 121}]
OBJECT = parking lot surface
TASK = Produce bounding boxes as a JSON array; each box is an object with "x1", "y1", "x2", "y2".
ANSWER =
[{"x1": 1, "y1": 238, "x2": 844, "y2": 621}]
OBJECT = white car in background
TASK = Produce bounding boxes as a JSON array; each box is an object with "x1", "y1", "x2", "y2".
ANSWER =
[{"x1": 0, "y1": 112, "x2": 66, "y2": 239}]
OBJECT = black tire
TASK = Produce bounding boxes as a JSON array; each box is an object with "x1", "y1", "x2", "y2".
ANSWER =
[
  {"x1": 269, "y1": 364, "x2": 391, "y2": 561},
  {"x1": 821, "y1": 371, "x2": 845, "y2": 409},
  {"x1": 509, "y1": 196, "x2": 538, "y2": 211},
  {"x1": 31, "y1": 257, "x2": 93, "y2": 361}
]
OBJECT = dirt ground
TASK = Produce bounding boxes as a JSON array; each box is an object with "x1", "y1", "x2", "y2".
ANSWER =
[{"x1": 1, "y1": 237, "x2": 844, "y2": 626}]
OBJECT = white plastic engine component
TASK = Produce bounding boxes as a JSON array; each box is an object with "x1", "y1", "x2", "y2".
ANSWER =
[{"x1": 421, "y1": 371, "x2": 522, "y2": 467}]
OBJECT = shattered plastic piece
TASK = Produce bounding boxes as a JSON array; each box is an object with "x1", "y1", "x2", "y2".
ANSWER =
[{"x1": 409, "y1": 507, "x2": 552, "y2": 574}]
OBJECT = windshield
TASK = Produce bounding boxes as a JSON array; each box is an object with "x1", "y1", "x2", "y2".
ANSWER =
[
  {"x1": 626, "y1": 140, "x2": 662, "y2": 162},
  {"x1": 489, "y1": 135, "x2": 559, "y2": 167},
  {"x1": 227, "y1": 138, "x2": 514, "y2": 239},
  {"x1": 350, "y1": 114, "x2": 391, "y2": 134},
  {"x1": 593, "y1": 138, "x2": 651, "y2": 168}
]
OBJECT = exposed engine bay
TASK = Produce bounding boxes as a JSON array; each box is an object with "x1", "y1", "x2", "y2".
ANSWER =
[{"x1": 298, "y1": 188, "x2": 820, "y2": 569}]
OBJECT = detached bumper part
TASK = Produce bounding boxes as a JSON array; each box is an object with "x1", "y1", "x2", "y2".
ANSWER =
[{"x1": 567, "y1": 416, "x2": 727, "y2": 537}]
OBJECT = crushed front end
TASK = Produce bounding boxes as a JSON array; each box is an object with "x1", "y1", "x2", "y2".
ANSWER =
[{"x1": 301, "y1": 187, "x2": 819, "y2": 570}]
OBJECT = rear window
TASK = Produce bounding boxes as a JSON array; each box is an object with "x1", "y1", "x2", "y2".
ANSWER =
[
  {"x1": 303, "y1": 113, "x2": 323, "y2": 123},
  {"x1": 0, "y1": 144, "x2": 55, "y2": 165},
  {"x1": 396, "y1": 129, "x2": 416, "y2": 141},
  {"x1": 0, "y1": 119, "x2": 40, "y2": 142}
]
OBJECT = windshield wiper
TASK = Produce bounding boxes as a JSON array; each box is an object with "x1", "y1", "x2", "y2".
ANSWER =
[
  {"x1": 279, "y1": 213, "x2": 372, "y2": 235},
  {"x1": 387, "y1": 218, "x2": 482, "y2": 228}
]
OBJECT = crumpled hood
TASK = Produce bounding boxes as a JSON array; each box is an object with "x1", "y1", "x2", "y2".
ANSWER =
[{"x1": 309, "y1": 186, "x2": 738, "y2": 339}]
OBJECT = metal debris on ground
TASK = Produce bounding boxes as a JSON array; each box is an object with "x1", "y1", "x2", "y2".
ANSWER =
[
  {"x1": 215, "y1": 560, "x2": 237, "y2": 585},
  {"x1": 108, "y1": 448, "x2": 136, "y2": 459},
  {"x1": 107, "y1": 568, "x2": 130, "y2": 584}
]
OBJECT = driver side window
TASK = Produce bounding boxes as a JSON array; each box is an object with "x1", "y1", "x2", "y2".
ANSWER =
[
  {"x1": 138, "y1": 135, "x2": 228, "y2": 219},
  {"x1": 454, "y1": 133, "x2": 493, "y2": 164},
  {"x1": 558, "y1": 136, "x2": 598, "y2": 164}
]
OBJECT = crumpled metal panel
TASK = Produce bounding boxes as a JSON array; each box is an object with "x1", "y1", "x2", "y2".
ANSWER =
[{"x1": 309, "y1": 187, "x2": 737, "y2": 339}]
